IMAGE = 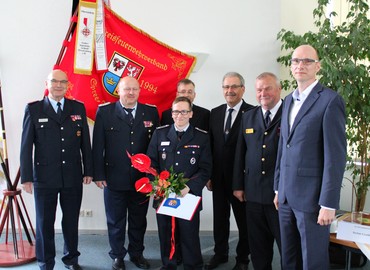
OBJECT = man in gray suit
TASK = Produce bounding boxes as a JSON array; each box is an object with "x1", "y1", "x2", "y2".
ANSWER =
[{"x1": 273, "y1": 45, "x2": 347, "y2": 269}]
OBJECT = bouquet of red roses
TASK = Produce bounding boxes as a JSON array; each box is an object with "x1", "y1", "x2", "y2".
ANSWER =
[{"x1": 127, "y1": 152, "x2": 189, "y2": 199}]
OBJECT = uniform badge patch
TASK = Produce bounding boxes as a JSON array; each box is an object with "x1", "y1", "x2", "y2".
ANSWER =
[
  {"x1": 71, "y1": 115, "x2": 82, "y2": 121},
  {"x1": 143, "y1": 121, "x2": 153, "y2": 127}
]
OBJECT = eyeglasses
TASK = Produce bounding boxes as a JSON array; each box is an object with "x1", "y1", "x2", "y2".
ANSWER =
[
  {"x1": 171, "y1": 110, "x2": 191, "y2": 116},
  {"x1": 290, "y1": 58, "x2": 319, "y2": 66},
  {"x1": 177, "y1": 90, "x2": 195, "y2": 95},
  {"x1": 122, "y1": 87, "x2": 140, "y2": 92},
  {"x1": 50, "y1": 79, "x2": 68, "y2": 85},
  {"x1": 222, "y1": 84, "x2": 242, "y2": 90}
]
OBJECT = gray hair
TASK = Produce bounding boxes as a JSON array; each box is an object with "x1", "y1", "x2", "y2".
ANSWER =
[
  {"x1": 222, "y1": 72, "x2": 245, "y2": 86},
  {"x1": 256, "y1": 72, "x2": 281, "y2": 87}
]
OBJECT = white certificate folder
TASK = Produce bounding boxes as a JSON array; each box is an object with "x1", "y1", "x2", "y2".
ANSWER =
[{"x1": 156, "y1": 193, "x2": 202, "y2": 220}]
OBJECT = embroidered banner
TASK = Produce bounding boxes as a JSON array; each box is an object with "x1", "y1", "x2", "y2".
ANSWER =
[{"x1": 58, "y1": 5, "x2": 196, "y2": 121}]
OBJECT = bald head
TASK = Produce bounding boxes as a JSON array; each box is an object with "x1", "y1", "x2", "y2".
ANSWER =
[
  {"x1": 291, "y1": 44, "x2": 321, "y2": 91},
  {"x1": 293, "y1": 45, "x2": 319, "y2": 59},
  {"x1": 46, "y1": 69, "x2": 68, "y2": 101},
  {"x1": 117, "y1": 76, "x2": 141, "y2": 108}
]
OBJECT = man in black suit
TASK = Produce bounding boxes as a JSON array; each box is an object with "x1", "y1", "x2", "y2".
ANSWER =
[
  {"x1": 205, "y1": 72, "x2": 254, "y2": 270},
  {"x1": 161, "y1": 79, "x2": 210, "y2": 131},
  {"x1": 20, "y1": 69, "x2": 93, "y2": 270},
  {"x1": 233, "y1": 72, "x2": 282, "y2": 270},
  {"x1": 147, "y1": 96, "x2": 212, "y2": 270},
  {"x1": 92, "y1": 76, "x2": 159, "y2": 270}
]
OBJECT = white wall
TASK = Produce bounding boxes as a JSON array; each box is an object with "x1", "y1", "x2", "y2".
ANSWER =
[{"x1": 0, "y1": 0, "x2": 364, "y2": 232}]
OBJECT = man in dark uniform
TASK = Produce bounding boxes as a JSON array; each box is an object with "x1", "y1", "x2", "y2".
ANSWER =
[
  {"x1": 20, "y1": 69, "x2": 93, "y2": 270},
  {"x1": 92, "y1": 76, "x2": 159, "y2": 270},
  {"x1": 206, "y1": 72, "x2": 254, "y2": 270},
  {"x1": 147, "y1": 96, "x2": 212, "y2": 270},
  {"x1": 233, "y1": 72, "x2": 282, "y2": 270},
  {"x1": 161, "y1": 79, "x2": 210, "y2": 131}
]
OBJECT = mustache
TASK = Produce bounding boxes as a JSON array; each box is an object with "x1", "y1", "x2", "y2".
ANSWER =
[{"x1": 225, "y1": 92, "x2": 237, "y2": 97}]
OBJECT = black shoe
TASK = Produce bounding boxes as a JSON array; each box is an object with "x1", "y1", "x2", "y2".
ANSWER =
[
  {"x1": 204, "y1": 256, "x2": 228, "y2": 269},
  {"x1": 112, "y1": 258, "x2": 126, "y2": 270},
  {"x1": 64, "y1": 264, "x2": 82, "y2": 270},
  {"x1": 130, "y1": 255, "x2": 150, "y2": 269},
  {"x1": 232, "y1": 262, "x2": 249, "y2": 270}
]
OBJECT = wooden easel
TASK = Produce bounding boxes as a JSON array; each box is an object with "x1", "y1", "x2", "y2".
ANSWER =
[{"x1": 0, "y1": 82, "x2": 36, "y2": 266}]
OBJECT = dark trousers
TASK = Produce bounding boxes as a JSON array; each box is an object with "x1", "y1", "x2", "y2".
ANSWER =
[
  {"x1": 34, "y1": 186, "x2": 82, "y2": 270},
  {"x1": 104, "y1": 188, "x2": 149, "y2": 260},
  {"x1": 156, "y1": 212, "x2": 203, "y2": 270},
  {"x1": 212, "y1": 181, "x2": 249, "y2": 263},
  {"x1": 246, "y1": 201, "x2": 281, "y2": 270},
  {"x1": 279, "y1": 202, "x2": 330, "y2": 270}
]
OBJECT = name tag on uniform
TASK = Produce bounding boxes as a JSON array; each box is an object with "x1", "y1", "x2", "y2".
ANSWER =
[
  {"x1": 161, "y1": 141, "x2": 170, "y2": 146},
  {"x1": 245, "y1": 128, "x2": 254, "y2": 134},
  {"x1": 38, "y1": 118, "x2": 48, "y2": 123}
]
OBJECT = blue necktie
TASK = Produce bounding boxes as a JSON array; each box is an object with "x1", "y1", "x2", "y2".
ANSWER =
[
  {"x1": 124, "y1": 108, "x2": 134, "y2": 126},
  {"x1": 265, "y1": 110, "x2": 271, "y2": 127},
  {"x1": 177, "y1": 131, "x2": 185, "y2": 141},
  {"x1": 56, "y1": 102, "x2": 62, "y2": 119}
]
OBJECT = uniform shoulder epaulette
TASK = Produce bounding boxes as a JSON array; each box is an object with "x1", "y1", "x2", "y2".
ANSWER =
[
  {"x1": 98, "y1": 102, "x2": 111, "y2": 107},
  {"x1": 73, "y1": 99, "x2": 84, "y2": 104},
  {"x1": 156, "y1": 125, "x2": 170, "y2": 129},
  {"x1": 195, "y1": 127, "x2": 208, "y2": 134},
  {"x1": 145, "y1": 103, "x2": 157, "y2": 107},
  {"x1": 28, "y1": 100, "x2": 39, "y2": 106}
]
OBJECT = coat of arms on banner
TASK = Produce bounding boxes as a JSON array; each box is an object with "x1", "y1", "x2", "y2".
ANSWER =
[{"x1": 103, "y1": 52, "x2": 144, "y2": 97}]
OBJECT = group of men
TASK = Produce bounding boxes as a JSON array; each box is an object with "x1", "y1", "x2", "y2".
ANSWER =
[{"x1": 20, "y1": 44, "x2": 346, "y2": 270}]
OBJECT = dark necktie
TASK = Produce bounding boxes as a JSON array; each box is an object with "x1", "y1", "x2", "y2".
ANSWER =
[
  {"x1": 124, "y1": 108, "x2": 134, "y2": 126},
  {"x1": 177, "y1": 131, "x2": 184, "y2": 141},
  {"x1": 224, "y1": 108, "x2": 233, "y2": 140},
  {"x1": 265, "y1": 110, "x2": 271, "y2": 127},
  {"x1": 56, "y1": 102, "x2": 62, "y2": 119}
]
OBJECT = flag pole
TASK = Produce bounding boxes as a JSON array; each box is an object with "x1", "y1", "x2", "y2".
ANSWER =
[
  {"x1": 0, "y1": 81, "x2": 11, "y2": 189},
  {"x1": 55, "y1": 7, "x2": 79, "y2": 67}
]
